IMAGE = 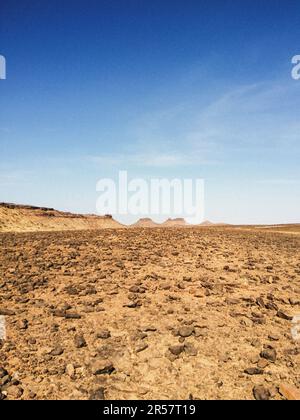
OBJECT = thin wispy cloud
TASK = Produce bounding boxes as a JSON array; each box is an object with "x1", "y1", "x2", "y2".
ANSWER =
[
  {"x1": 1, "y1": 1, "x2": 300, "y2": 223},
  {"x1": 125, "y1": 81, "x2": 300, "y2": 165},
  {"x1": 257, "y1": 179, "x2": 300, "y2": 185},
  {"x1": 87, "y1": 152, "x2": 218, "y2": 168},
  {"x1": 0, "y1": 171, "x2": 31, "y2": 187}
]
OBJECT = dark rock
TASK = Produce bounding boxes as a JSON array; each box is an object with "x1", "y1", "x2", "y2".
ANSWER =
[
  {"x1": 91, "y1": 360, "x2": 115, "y2": 375},
  {"x1": 65, "y1": 286, "x2": 79, "y2": 295},
  {"x1": 265, "y1": 302, "x2": 278, "y2": 311},
  {"x1": 52, "y1": 309, "x2": 81, "y2": 319},
  {"x1": 253, "y1": 385, "x2": 270, "y2": 400},
  {"x1": 96, "y1": 330, "x2": 111, "y2": 339},
  {"x1": 136, "y1": 343, "x2": 148, "y2": 353},
  {"x1": 64, "y1": 312, "x2": 82, "y2": 319},
  {"x1": 244, "y1": 367, "x2": 264, "y2": 375},
  {"x1": 0, "y1": 367, "x2": 8, "y2": 379},
  {"x1": 18, "y1": 319, "x2": 28, "y2": 330},
  {"x1": 50, "y1": 346, "x2": 64, "y2": 356},
  {"x1": 0, "y1": 374, "x2": 11, "y2": 387},
  {"x1": 89, "y1": 387, "x2": 105, "y2": 400},
  {"x1": 0, "y1": 309, "x2": 15, "y2": 316},
  {"x1": 276, "y1": 310, "x2": 293, "y2": 321},
  {"x1": 260, "y1": 348, "x2": 277, "y2": 362},
  {"x1": 169, "y1": 345, "x2": 185, "y2": 355},
  {"x1": 178, "y1": 326, "x2": 194, "y2": 338},
  {"x1": 256, "y1": 297, "x2": 265, "y2": 308},
  {"x1": 74, "y1": 334, "x2": 87, "y2": 349},
  {"x1": 268, "y1": 334, "x2": 279, "y2": 341}
]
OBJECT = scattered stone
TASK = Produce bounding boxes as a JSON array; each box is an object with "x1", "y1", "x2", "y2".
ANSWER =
[
  {"x1": 250, "y1": 339, "x2": 261, "y2": 348},
  {"x1": 50, "y1": 346, "x2": 64, "y2": 356},
  {"x1": 244, "y1": 367, "x2": 264, "y2": 375},
  {"x1": 0, "y1": 367, "x2": 8, "y2": 379},
  {"x1": 240, "y1": 317, "x2": 253, "y2": 327},
  {"x1": 97, "y1": 330, "x2": 111, "y2": 339},
  {"x1": 169, "y1": 345, "x2": 185, "y2": 356},
  {"x1": 74, "y1": 334, "x2": 87, "y2": 348},
  {"x1": 184, "y1": 343, "x2": 198, "y2": 356},
  {"x1": 276, "y1": 310, "x2": 293, "y2": 321},
  {"x1": 0, "y1": 308, "x2": 15, "y2": 316},
  {"x1": 17, "y1": 319, "x2": 28, "y2": 330},
  {"x1": 52, "y1": 309, "x2": 81, "y2": 319},
  {"x1": 89, "y1": 387, "x2": 105, "y2": 400},
  {"x1": 289, "y1": 298, "x2": 300, "y2": 306},
  {"x1": 28, "y1": 391, "x2": 37, "y2": 399},
  {"x1": 143, "y1": 326, "x2": 157, "y2": 332},
  {"x1": 226, "y1": 298, "x2": 240, "y2": 305},
  {"x1": 256, "y1": 297, "x2": 265, "y2": 308},
  {"x1": 136, "y1": 343, "x2": 148, "y2": 353},
  {"x1": 6, "y1": 385, "x2": 24, "y2": 399},
  {"x1": 253, "y1": 385, "x2": 270, "y2": 400},
  {"x1": 268, "y1": 334, "x2": 279, "y2": 341},
  {"x1": 260, "y1": 348, "x2": 277, "y2": 362},
  {"x1": 257, "y1": 359, "x2": 269, "y2": 369},
  {"x1": 64, "y1": 312, "x2": 82, "y2": 319},
  {"x1": 66, "y1": 363, "x2": 75, "y2": 378},
  {"x1": 0, "y1": 374, "x2": 11, "y2": 387},
  {"x1": 250, "y1": 355, "x2": 260, "y2": 364},
  {"x1": 1, "y1": 220, "x2": 299, "y2": 400},
  {"x1": 178, "y1": 326, "x2": 194, "y2": 338},
  {"x1": 265, "y1": 302, "x2": 278, "y2": 311},
  {"x1": 124, "y1": 301, "x2": 139, "y2": 308},
  {"x1": 91, "y1": 360, "x2": 115, "y2": 375},
  {"x1": 269, "y1": 386, "x2": 278, "y2": 398}
]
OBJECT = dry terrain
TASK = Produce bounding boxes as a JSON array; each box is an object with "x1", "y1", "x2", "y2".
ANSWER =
[
  {"x1": 0, "y1": 203, "x2": 123, "y2": 232},
  {"x1": 0, "y1": 225, "x2": 299, "y2": 400}
]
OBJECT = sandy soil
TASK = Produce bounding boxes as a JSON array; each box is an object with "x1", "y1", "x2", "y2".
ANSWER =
[
  {"x1": 0, "y1": 226, "x2": 299, "y2": 400},
  {"x1": 0, "y1": 204, "x2": 123, "y2": 232}
]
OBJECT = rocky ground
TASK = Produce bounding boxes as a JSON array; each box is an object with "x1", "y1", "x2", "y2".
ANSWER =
[
  {"x1": 0, "y1": 226, "x2": 299, "y2": 400},
  {"x1": 0, "y1": 203, "x2": 123, "y2": 232}
]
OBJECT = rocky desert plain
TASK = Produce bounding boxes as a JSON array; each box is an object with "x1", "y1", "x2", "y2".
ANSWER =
[{"x1": 0, "y1": 203, "x2": 299, "y2": 400}]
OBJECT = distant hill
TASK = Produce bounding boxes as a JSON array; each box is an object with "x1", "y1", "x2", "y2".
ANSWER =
[
  {"x1": 131, "y1": 218, "x2": 160, "y2": 228},
  {"x1": 198, "y1": 220, "x2": 229, "y2": 226},
  {"x1": 0, "y1": 202, "x2": 124, "y2": 232},
  {"x1": 161, "y1": 218, "x2": 188, "y2": 227}
]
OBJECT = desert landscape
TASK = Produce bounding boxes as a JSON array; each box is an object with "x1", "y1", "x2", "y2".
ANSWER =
[
  {"x1": 0, "y1": 204, "x2": 299, "y2": 400},
  {"x1": 2, "y1": 0, "x2": 300, "y2": 405}
]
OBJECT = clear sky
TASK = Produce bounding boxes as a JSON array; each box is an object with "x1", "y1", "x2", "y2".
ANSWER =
[{"x1": 0, "y1": 0, "x2": 300, "y2": 224}]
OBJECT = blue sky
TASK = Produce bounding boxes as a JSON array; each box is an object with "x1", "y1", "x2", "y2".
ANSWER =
[{"x1": 0, "y1": 0, "x2": 300, "y2": 224}]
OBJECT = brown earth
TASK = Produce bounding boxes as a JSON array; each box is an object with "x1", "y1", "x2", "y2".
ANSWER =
[
  {"x1": 0, "y1": 203, "x2": 124, "y2": 232},
  {"x1": 0, "y1": 202, "x2": 231, "y2": 232},
  {"x1": 0, "y1": 225, "x2": 299, "y2": 400}
]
